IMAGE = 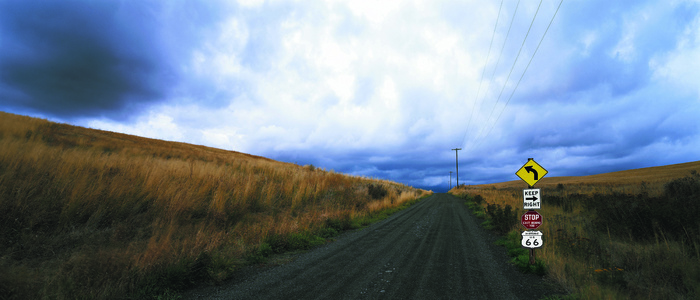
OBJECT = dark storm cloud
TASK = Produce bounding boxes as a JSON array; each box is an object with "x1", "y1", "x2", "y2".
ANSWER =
[
  {"x1": 2, "y1": 0, "x2": 695, "y2": 191},
  {"x1": 0, "y1": 1, "x2": 173, "y2": 120},
  {"x1": 269, "y1": 145, "x2": 458, "y2": 192}
]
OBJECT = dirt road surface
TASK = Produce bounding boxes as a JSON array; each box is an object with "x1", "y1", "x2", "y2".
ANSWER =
[{"x1": 183, "y1": 193, "x2": 565, "y2": 299}]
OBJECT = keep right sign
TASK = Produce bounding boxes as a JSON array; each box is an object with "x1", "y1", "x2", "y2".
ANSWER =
[{"x1": 523, "y1": 188, "x2": 541, "y2": 209}]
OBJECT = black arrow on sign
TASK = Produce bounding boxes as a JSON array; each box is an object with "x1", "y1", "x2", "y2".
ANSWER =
[
  {"x1": 525, "y1": 196, "x2": 538, "y2": 201},
  {"x1": 525, "y1": 166, "x2": 539, "y2": 180}
]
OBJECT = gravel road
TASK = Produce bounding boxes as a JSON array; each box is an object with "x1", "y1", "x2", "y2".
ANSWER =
[{"x1": 183, "y1": 193, "x2": 566, "y2": 299}]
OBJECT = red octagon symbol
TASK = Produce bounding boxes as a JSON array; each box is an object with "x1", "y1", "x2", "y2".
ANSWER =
[{"x1": 521, "y1": 211, "x2": 542, "y2": 229}]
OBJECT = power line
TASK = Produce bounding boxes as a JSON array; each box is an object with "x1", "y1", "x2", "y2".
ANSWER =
[
  {"x1": 491, "y1": 0, "x2": 543, "y2": 118},
  {"x1": 463, "y1": 0, "x2": 520, "y2": 148},
  {"x1": 461, "y1": 0, "x2": 504, "y2": 147},
  {"x1": 468, "y1": 0, "x2": 543, "y2": 151},
  {"x1": 474, "y1": 0, "x2": 564, "y2": 150}
]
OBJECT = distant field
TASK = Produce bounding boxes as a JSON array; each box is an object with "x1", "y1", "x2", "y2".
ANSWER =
[
  {"x1": 0, "y1": 111, "x2": 430, "y2": 299},
  {"x1": 452, "y1": 159, "x2": 700, "y2": 299},
  {"x1": 476, "y1": 160, "x2": 700, "y2": 194}
]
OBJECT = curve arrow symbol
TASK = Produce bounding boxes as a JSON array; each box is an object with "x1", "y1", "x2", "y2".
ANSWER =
[{"x1": 525, "y1": 166, "x2": 539, "y2": 180}]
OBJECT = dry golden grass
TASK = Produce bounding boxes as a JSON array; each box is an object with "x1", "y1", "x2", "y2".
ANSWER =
[
  {"x1": 0, "y1": 111, "x2": 430, "y2": 299},
  {"x1": 481, "y1": 160, "x2": 700, "y2": 197},
  {"x1": 451, "y1": 160, "x2": 700, "y2": 299}
]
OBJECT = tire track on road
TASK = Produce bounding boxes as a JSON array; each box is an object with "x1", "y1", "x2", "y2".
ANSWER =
[{"x1": 184, "y1": 193, "x2": 564, "y2": 299}]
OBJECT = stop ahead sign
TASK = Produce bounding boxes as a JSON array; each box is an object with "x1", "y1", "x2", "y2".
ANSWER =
[{"x1": 521, "y1": 211, "x2": 542, "y2": 229}]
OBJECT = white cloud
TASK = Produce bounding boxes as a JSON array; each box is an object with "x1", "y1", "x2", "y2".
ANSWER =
[
  {"x1": 237, "y1": 0, "x2": 265, "y2": 9},
  {"x1": 652, "y1": 14, "x2": 700, "y2": 97},
  {"x1": 87, "y1": 110, "x2": 184, "y2": 143},
  {"x1": 173, "y1": 0, "x2": 497, "y2": 157},
  {"x1": 77, "y1": 0, "x2": 700, "y2": 189},
  {"x1": 343, "y1": 0, "x2": 402, "y2": 25}
]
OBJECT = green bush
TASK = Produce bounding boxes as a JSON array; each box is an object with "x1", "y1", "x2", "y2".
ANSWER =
[
  {"x1": 513, "y1": 254, "x2": 547, "y2": 275},
  {"x1": 497, "y1": 231, "x2": 547, "y2": 276},
  {"x1": 262, "y1": 232, "x2": 326, "y2": 255},
  {"x1": 317, "y1": 227, "x2": 338, "y2": 239},
  {"x1": 325, "y1": 215, "x2": 354, "y2": 231},
  {"x1": 556, "y1": 183, "x2": 565, "y2": 191},
  {"x1": 258, "y1": 242, "x2": 274, "y2": 257},
  {"x1": 367, "y1": 184, "x2": 388, "y2": 200},
  {"x1": 486, "y1": 203, "x2": 518, "y2": 234},
  {"x1": 458, "y1": 194, "x2": 486, "y2": 217},
  {"x1": 584, "y1": 174, "x2": 700, "y2": 242},
  {"x1": 547, "y1": 193, "x2": 585, "y2": 213},
  {"x1": 287, "y1": 232, "x2": 325, "y2": 250},
  {"x1": 664, "y1": 172, "x2": 700, "y2": 198}
]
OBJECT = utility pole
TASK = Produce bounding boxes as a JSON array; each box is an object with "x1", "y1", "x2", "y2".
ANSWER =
[
  {"x1": 452, "y1": 148, "x2": 461, "y2": 188},
  {"x1": 449, "y1": 171, "x2": 453, "y2": 190}
]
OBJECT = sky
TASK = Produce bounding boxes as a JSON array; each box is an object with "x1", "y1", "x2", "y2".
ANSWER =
[{"x1": 1, "y1": 0, "x2": 699, "y2": 192}]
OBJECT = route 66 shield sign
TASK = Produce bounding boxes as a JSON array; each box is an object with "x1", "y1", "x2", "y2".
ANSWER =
[{"x1": 521, "y1": 231, "x2": 543, "y2": 248}]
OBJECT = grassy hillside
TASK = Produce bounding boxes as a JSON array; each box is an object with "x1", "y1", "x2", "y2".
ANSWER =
[
  {"x1": 451, "y1": 160, "x2": 700, "y2": 299},
  {"x1": 476, "y1": 161, "x2": 700, "y2": 196},
  {"x1": 0, "y1": 111, "x2": 430, "y2": 299}
]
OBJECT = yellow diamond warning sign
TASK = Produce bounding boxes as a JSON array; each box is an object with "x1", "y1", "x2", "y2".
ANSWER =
[{"x1": 516, "y1": 158, "x2": 548, "y2": 187}]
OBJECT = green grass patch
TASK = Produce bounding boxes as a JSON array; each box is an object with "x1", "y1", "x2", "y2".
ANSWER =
[
  {"x1": 539, "y1": 294, "x2": 580, "y2": 300},
  {"x1": 163, "y1": 195, "x2": 431, "y2": 298},
  {"x1": 496, "y1": 230, "x2": 547, "y2": 276},
  {"x1": 465, "y1": 201, "x2": 486, "y2": 218},
  {"x1": 459, "y1": 193, "x2": 516, "y2": 234},
  {"x1": 457, "y1": 194, "x2": 486, "y2": 216},
  {"x1": 459, "y1": 193, "x2": 547, "y2": 276},
  {"x1": 246, "y1": 195, "x2": 430, "y2": 266},
  {"x1": 325, "y1": 214, "x2": 362, "y2": 232}
]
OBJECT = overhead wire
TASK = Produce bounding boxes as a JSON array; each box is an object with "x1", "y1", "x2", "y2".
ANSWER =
[
  {"x1": 474, "y1": 0, "x2": 563, "y2": 150},
  {"x1": 462, "y1": 0, "x2": 521, "y2": 148},
  {"x1": 469, "y1": 0, "x2": 543, "y2": 150},
  {"x1": 460, "y1": 0, "x2": 504, "y2": 147},
  {"x1": 492, "y1": 0, "x2": 543, "y2": 118}
]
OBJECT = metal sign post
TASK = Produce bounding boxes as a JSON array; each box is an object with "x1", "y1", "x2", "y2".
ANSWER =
[{"x1": 515, "y1": 158, "x2": 547, "y2": 265}]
